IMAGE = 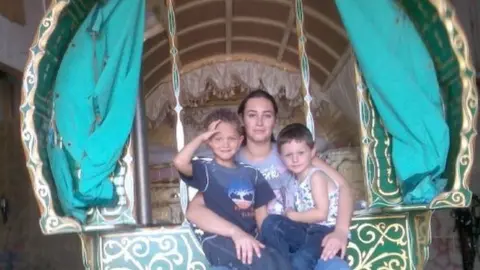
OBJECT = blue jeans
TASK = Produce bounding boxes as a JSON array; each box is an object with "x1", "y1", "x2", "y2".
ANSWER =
[
  {"x1": 210, "y1": 258, "x2": 349, "y2": 270},
  {"x1": 202, "y1": 234, "x2": 291, "y2": 270},
  {"x1": 315, "y1": 257, "x2": 350, "y2": 270},
  {"x1": 261, "y1": 215, "x2": 347, "y2": 270}
]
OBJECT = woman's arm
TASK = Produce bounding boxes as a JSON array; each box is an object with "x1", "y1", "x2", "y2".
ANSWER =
[
  {"x1": 253, "y1": 171, "x2": 276, "y2": 231},
  {"x1": 312, "y1": 157, "x2": 353, "y2": 232},
  {"x1": 312, "y1": 157, "x2": 353, "y2": 259},
  {"x1": 254, "y1": 205, "x2": 269, "y2": 230}
]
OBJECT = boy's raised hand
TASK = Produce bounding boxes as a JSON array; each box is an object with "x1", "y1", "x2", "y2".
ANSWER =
[{"x1": 200, "y1": 120, "x2": 222, "y2": 142}]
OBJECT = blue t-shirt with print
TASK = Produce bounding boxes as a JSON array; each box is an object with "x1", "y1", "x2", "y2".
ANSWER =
[
  {"x1": 181, "y1": 159, "x2": 275, "y2": 236},
  {"x1": 196, "y1": 145, "x2": 297, "y2": 215}
]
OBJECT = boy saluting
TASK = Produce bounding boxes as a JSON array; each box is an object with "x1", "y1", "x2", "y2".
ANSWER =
[{"x1": 173, "y1": 108, "x2": 290, "y2": 270}]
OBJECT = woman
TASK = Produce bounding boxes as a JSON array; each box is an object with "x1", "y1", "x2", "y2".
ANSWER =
[{"x1": 188, "y1": 90, "x2": 353, "y2": 269}]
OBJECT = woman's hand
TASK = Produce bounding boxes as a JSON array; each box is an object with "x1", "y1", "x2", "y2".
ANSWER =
[
  {"x1": 230, "y1": 227, "x2": 265, "y2": 265},
  {"x1": 320, "y1": 228, "x2": 349, "y2": 260},
  {"x1": 200, "y1": 120, "x2": 221, "y2": 142}
]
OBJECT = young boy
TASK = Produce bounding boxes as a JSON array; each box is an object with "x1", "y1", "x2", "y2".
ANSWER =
[
  {"x1": 173, "y1": 108, "x2": 288, "y2": 270},
  {"x1": 261, "y1": 123, "x2": 348, "y2": 270}
]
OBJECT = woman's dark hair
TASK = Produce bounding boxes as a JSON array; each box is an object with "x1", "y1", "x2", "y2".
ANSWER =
[
  {"x1": 237, "y1": 89, "x2": 279, "y2": 116},
  {"x1": 237, "y1": 89, "x2": 278, "y2": 143}
]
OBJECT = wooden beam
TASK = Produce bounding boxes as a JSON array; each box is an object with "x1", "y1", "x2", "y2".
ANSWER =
[
  {"x1": 0, "y1": 61, "x2": 22, "y2": 82},
  {"x1": 277, "y1": 3, "x2": 295, "y2": 61},
  {"x1": 225, "y1": 0, "x2": 233, "y2": 54},
  {"x1": 0, "y1": 0, "x2": 26, "y2": 25},
  {"x1": 143, "y1": 36, "x2": 330, "y2": 84},
  {"x1": 151, "y1": 0, "x2": 168, "y2": 30},
  {"x1": 321, "y1": 48, "x2": 352, "y2": 91}
]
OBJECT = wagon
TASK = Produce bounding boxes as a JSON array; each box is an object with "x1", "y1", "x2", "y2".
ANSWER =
[{"x1": 20, "y1": 0, "x2": 478, "y2": 269}]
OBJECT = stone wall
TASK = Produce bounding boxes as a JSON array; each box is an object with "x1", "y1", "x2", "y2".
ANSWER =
[
  {"x1": 453, "y1": 0, "x2": 480, "y2": 69},
  {"x1": 425, "y1": 112, "x2": 480, "y2": 270},
  {"x1": 0, "y1": 0, "x2": 44, "y2": 72},
  {"x1": 0, "y1": 77, "x2": 82, "y2": 270},
  {"x1": 0, "y1": 2, "x2": 84, "y2": 268}
]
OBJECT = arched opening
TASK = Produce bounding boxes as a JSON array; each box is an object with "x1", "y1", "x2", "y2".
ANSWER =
[{"x1": 143, "y1": 0, "x2": 363, "y2": 224}]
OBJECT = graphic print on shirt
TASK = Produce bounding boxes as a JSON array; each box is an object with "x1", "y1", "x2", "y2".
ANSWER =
[
  {"x1": 259, "y1": 164, "x2": 289, "y2": 214},
  {"x1": 260, "y1": 164, "x2": 282, "y2": 181},
  {"x1": 236, "y1": 146, "x2": 296, "y2": 215},
  {"x1": 227, "y1": 178, "x2": 255, "y2": 211},
  {"x1": 269, "y1": 188, "x2": 286, "y2": 214}
]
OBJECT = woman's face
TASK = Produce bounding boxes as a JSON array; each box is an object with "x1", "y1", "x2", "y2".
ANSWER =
[{"x1": 241, "y1": 97, "x2": 276, "y2": 143}]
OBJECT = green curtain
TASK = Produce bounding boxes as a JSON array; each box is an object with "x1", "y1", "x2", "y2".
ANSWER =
[
  {"x1": 335, "y1": 0, "x2": 449, "y2": 204},
  {"x1": 47, "y1": 0, "x2": 145, "y2": 222}
]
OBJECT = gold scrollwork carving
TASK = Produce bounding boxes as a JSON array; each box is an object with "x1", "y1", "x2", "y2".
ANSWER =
[
  {"x1": 347, "y1": 222, "x2": 409, "y2": 270},
  {"x1": 426, "y1": 0, "x2": 478, "y2": 201},
  {"x1": 429, "y1": 191, "x2": 468, "y2": 208},
  {"x1": 21, "y1": 0, "x2": 139, "y2": 233},
  {"x1": 413, "y1": 211, "x2": 433, "y2": 268},
  {"x1": 354, "y1": 65, "x2": 402, "y2": 208},
  {"x1": 20, "y1": 0, "x2": 83, "y2": 235},
  {"x1": 100, "y1": 230, "x2": 208, "y2": 270},
  {"x1": 355, "y1": 0, "x2": 478, "y2": 210}
]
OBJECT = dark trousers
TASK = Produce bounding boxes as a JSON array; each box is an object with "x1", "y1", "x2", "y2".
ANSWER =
[
  {"x1": 260, "y1": 214, "x2": 335, "y2": 270},
  {"x1": 201, "y1": 234, "x2": 292, "y2": 270}
]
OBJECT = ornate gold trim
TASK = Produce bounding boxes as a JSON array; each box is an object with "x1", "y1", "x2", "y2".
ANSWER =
[
  {"x1": 354, "y1": 63, "x2": 402, "y2": 208},
  {"x1": 20, "y1": 0, "x2": 82, "y2": 234},
  {"x1": 95, "y1": 225, "x2": 208, "y2": 269},
  {"x1": 348, "y1": 213, "x2": 411, "y2": 270},
  {"x1": 355, "y1": 0, "x2": 478, "y2": 210},
  {"x1": 412, "y1": 211, "x2": 433, "y2": 270},
  {"x1": 79, "y1": 233, "x2": 96, "y2": 270},
  {"x1": 427, "y1": 0, "x2": 477, "y2": 208},
  {"x1": 20, "y1": 0, "x2": 139, "y2": 234}
]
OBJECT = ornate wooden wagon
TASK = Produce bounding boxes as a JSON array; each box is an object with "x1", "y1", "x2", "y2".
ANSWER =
[{"x1": 19, "y1": 0, "x2": 477, "y2": 269}]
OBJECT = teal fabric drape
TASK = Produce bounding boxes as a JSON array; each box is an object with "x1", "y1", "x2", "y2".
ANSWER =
[
  {"x1": 47, "y1": 0, "x2": 145, "y2": 222},
  {"x1": 335, "y1": 0, "x2": 449, "y2": 204}
]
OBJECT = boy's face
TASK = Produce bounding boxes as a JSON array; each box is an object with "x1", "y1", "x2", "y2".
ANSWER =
[
  {"x1": 279, "y1": 140, "x2": 316, "y2": 175},
  {"x1": 207, "y1": 122, "x2": 243, "y2": 162}
]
